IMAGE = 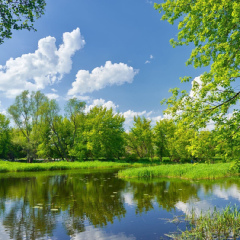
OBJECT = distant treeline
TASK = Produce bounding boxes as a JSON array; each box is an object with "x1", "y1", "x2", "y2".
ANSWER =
[{"x1": 0, "y1": 91, "x2": 238, "y2": 163}]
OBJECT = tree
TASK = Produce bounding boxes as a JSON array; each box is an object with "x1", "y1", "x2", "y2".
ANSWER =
[
  {"x1": 127, "y1": 116, "x2": 154, "y2": 159},
  {"x1": 65, "y1": 98, "x2": 86, "y2": 160},
  {"x1": 83, "y1": 106, "x2": 125, "y2": 160},
  {"x1": 37, "y1": 98, "x2": 86, "y2": 161},
  {"x1": 155, "y1": 0, "x2": 240, "y2": 131},
  {"x1": 38, "y1": 98, "x2": 69, "y2": 160},
  {"x1": 213, "y1": 121, "x2": 240, "y2": 161},
  {"x1": 0, "y1": 113, "x2": 10, "y2": 159},
  {"x1": 153, "y1": 119, "x2": 175, "y2": 161},
  {"x1": 8, "y1": 90, "x2": 48, "y2": 162},
  {"x1": 0, "y1": 0, "x2": 46, "y2": 44},
  {"x1": 187, "y1": 130, "x2": 216, "y2": 162},
  {"x1": 168, "y1": 125, "x2": 194, "y2": 162}
]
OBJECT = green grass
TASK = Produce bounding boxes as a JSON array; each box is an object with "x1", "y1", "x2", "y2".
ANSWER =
[
  {"x1": 0, "y1": 160, "x2": 161, "y2": 173},
  {"x1": 0, "y1": 160, "x2": 132, "y2": 173},
  {"x1": 118, "y1": 163, "x2": 238, "y2": 180},
  {"x1": 170, "y1": 205, "x2": 240, "y2": 239}
]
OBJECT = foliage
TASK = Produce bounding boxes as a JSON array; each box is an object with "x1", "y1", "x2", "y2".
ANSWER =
[
  {"x1": 118, "y1": 163, "x2": 237, "y2": 180},
  {"x1": 126, "y1": 116, "x2": 154, "y2": 159},
  {"x1": 0, "y1": 113, "x2": 10, "y2": 158},
  {"x1": 0, "y1": 160, "x2": 131, "y2": 173},
  {"x1": 155, "y1": 0, "x2": 240, "y2": 133},
  {"x1": 0, "y1": 0, "x2": 46, "y2": 44},
  {"x1": 5, "y1": 90, "x2": 240, "y2": 164},
  {"x1": 8, "y1": 90, "x2": 48, "y2": 162},
  {"x1": 153, "y1": 119, "x2": 175, "y2": 161},
  {"x1": 169, "y1": 126, "x2": 194, "y2": 161},
  {"x1": 187, "y1": 131, "x2": 216, "y2": 161},
  {"x1": 83, "y1": 106, "x2": 125, "y2": 160},
  {"x1": 173, "y1": 205, "x2": 240, "y2": 239}
]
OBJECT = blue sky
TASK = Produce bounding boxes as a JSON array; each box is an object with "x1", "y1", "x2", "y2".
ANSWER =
[{"x1": 0, "y1": 0, "x2": 205, "y2": 128}]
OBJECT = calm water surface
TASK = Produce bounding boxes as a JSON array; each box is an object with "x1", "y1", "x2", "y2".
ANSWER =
[{"x1": 0, "y1": 168, "x2": 239, "y2": 240}]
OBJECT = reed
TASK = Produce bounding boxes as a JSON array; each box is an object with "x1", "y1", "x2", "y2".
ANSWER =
[
  {"x1": 172, "y1": 205, "x2": 240, "y2": 239},
  {"x1": 118, "y1": 163, "x2": 237, "y2": 180},
  {"x1": 0, "y1": 160, "x2": 131, "y2": 173}
]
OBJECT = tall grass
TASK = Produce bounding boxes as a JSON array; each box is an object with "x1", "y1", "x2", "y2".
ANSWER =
[
  {"x1": 118, "y1": 163, "x2": 237, "y2": 180},
  {"x1": 0, "y1": 161, "x2": 131, "y2": 173},
  {"x1": 0, "y1": 160, "x2": 161, "y2": 173},
  {"x1": 171, "y1": 205, "x2": 240, "y2": 239}
]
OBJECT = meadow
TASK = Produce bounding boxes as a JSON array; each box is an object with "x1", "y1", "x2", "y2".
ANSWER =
[
  {"x1": 0, "y1": 160, "x2": 161, "y2": 173},
  {"x1": 118, "y1": 163, "x2": 238, "y2": 180},
  {"x1": 0, "y1": 160, "x2": 132, "y2": 173}
]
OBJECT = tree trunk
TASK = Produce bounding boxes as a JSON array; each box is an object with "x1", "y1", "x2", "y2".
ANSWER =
[{"x1": 27, "y1": 156, "x2": 33, "y2": 163}]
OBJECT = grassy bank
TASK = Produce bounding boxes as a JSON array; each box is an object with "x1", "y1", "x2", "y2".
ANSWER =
[
  {"x1": 170, "y1": 205, "x2": 240, "y2": 239},
  {"x1": 0, "y1": 160, "x2": 133, "y2": 173},
  {"x1": 0, "y1": 160, "x2": 161, "y2": 173},
  {"x1": 118, "y1": 163, "x2": 238, "y2": 180}
]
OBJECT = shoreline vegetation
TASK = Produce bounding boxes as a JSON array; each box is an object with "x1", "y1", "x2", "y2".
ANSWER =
[
  {"x1": 0, "y1": 161, "x2": 239, "y2": 180},
  {"x1": 171, "y1": 205, "x2": 240, "y2": 239},
  {"x1": 0, "y1": 160, "x2": 164, "y2": 173},
  {"x1": 0, "y1": 160, "x2": 134, "y2": 173},
  {"x1": 118, "y1": 163, "x2": 239, "y2": 180}
]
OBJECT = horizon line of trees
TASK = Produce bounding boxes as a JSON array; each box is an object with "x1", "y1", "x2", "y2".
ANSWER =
[{"x1": 0, "y1": 91, "x2": 238, "y2": 163}]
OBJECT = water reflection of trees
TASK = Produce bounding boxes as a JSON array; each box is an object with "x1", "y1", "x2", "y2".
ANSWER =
[
  {"x1": 0, "y1": 171, "x2": 127, "y2": 239},
  {"x1": 129, "y1": 179, "x2": 200, "y2": 213},
  {"x1": 1, "y1": 172, "x2": 240, "y2": 240},
  {"x1": 128, "y1": 178, "x2": 240, "y2": 215}
]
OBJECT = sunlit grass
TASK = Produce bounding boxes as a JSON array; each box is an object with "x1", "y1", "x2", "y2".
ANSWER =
[
  {"x1": 118, "y1": 163, "x2": 237, "y2": 180},
  {"x1": 0, "y1": 160, "x2": 131, "y2": 173},
  {"x1": 172, "y1": 205, "x2": 240, "y2": 239},
  {"x1": 0, "y1": 160, "x2": 161, "y2": 173}
]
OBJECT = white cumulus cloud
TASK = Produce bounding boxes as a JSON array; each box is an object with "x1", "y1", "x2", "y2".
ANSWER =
[
  {"x1": 84, "y1": 98, "x2": 164, "y2": 131},
  {"x1": 0, "y1": 101, "x2": 7, "y2": 115},
  {"x1": 189, "y1": 76, "x2": 202, "y2": 98},
  {"x1": 51, "y1": 88, "x2": 58, "y2": 92},
  {"x1": 175, "y1": 200, "x2": 214, "y2": 217},
  {"x1": 0, "y1": 28, "x2": 85, "y2": 98},
  {"x1": 68, "y1": 61, "x2": 139, "y2": 96},
  {"x1": 46, "y1": 93, "x2": 59, "y2": 100},
  {"x1": 85, "y1": 98, "x2": 119, "y2": 113},
  {"x1": 71, "y1": 226, "x2": 136, "y2": 240},
  {"x1": 213, "y1": 185, "x2": 240, "y2": 201},
  {"x1": 123, "y1": 110, "x2": 147, "y2": 127}
]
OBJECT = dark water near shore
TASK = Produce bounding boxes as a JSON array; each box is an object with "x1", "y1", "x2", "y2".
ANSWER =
[{"x1": 0, "y1": 169, "x2": 239, "y2": 240}]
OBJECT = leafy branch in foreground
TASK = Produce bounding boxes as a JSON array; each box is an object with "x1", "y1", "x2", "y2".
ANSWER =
[
  {"x1": 0, "y1": 0, "x2": 46, "y2": 44},
  {"x1": 155, "y1": 0, "x2": 240, "y2": 131}
]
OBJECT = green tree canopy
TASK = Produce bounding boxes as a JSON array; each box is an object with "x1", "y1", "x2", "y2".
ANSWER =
[
  {"x1": 0, "y1": 113, "x2": 10, "y2": 158},
  {"x1": 153, "y1": 119, "x2": 175, "y2": 161},
  {"x1": 0, "y1": 0, "x2": 46, "y2": 44},
  {"x1": 127, "y1": 116, "x2": 154, "y2": 159},
  {"x1": 155, "y1": 0, "x2": 240, "y2": 131},
  {"x1": 8, "y1": 90, "x2": 48, "y2": 162},
  {"x1": 84, "y1": 106, "x2": 125, "y2": 160}
]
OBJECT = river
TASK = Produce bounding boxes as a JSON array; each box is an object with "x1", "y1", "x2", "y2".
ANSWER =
[{"x1": 0, "y1": 168, "x2": 239, "y2": 240}]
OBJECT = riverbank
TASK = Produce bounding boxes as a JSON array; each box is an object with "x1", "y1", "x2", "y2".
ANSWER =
[
  {"x1": 118, "y1": 163, "x2": 238, "y2": 180},
  {"x1": 0, "y1": 160, "x2": 162, "y2": 173},
  {"x1": 0, "y1": 160, "x2": 133, "y2": 173},
  {"x1": 171, "y1": 205, "x2": 240, "y2": 239}
]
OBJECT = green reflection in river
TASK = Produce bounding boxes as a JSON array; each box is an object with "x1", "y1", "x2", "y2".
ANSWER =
[
  {"x1": 0, "y1": 170, "x2": 240, "y2": 239},
  {"x1": 127, "y1": 179, "x2": 200, "y2": 213},
  {"x1": 0, "y1": 170, "x2": 127, "y2": 239}
]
